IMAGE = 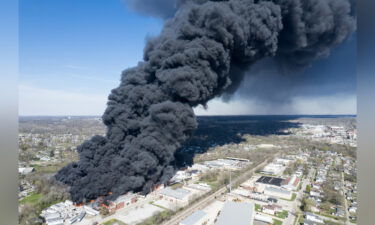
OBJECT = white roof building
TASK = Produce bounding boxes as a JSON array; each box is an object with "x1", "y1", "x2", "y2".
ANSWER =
[
  {"x1": 83, "y1": 206, "x2": 99, "y2": 216},
  {"x1": 185, "y1": 183, "x2": 211, "y2": 192},
  {"x1": 215, "y1": 201, "x2": 254, "y2": 225},
  {"x1": 18, "y1": 167, "x2": 34, "y2": 175},
  {"x1": 264, "y1": 186, "x2": 292, "y2": 199},
  {"x1": 232, "y1": 188, "x2": 251, "y2": 197},
  {"x1": 179, "y1": 210, "x2": 209, "y2": 225},
  {"x1": 305, "y1": 212, "x2": 324, "y2": 224},
  {"x1": 160, "y1": 187, "x2": 191, "y2": 200},
  {"x1": 261, "y1": 163, "x2": 285, "y2": 175},
  {"x1": 254, "y1": 214, "x2": 273, "y2": 223}
]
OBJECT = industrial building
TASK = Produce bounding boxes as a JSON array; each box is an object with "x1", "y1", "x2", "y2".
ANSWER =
[
  {"x1": 264, "y1": 186, "x2": 292, "y2": 199},
  {"x1": 179, "y1": 210, "x2": 209, "y2": 225},
  {"x1": 114, "y1": 193, "x2": 138, "y2": 210},
  {"x1": 215, "y1": 201, "x2": 254, "y2": 225},
  {"x1": 254, "y1": 214, "x2": 273, "y2": 224},
  {"x1": 184, "y1": 183, "x2": 211, "y2": 192},
  {"x1": 159, "y1": 187, "x2": 192, "y2": 207},
  {"x1": 83, "y1": 205, "x2": 99, "y2": 216},
  {"x1": 281, "y1": 176, "x2": 300, "y2": 191},
  {"x1": 256, "y1": 176, "x2": 284, "y2": 187},
  {"x1": 204, "y1": 158, "x2": 250, "y2": 170},
  {"x1": 260, "y1": 163, "x2": 285, "y2": 175},
  {"x1": 41, "y1": 200, "x2": 86, "y2": 225}
]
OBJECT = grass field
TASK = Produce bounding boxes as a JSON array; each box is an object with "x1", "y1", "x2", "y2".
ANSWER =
[
  {"x1": 102, "y1": 218, "x2": 127, "y2": 225},
  {"x1": 276, "y1": 210, "x2": 289, "y2": 219},
  {"x1": 255, "y1": 203, "x2": 262, "y2": 212},
  {"x1": 19, "y1": 192, "x2": 43, "y2": 204},
  {"x1": 273, "y1": 218, "x2": 283, "y2": 225},
  {"x1": 31, "y1": 162, "x2": 69, "y2": 174},
  {"x1": 282, "y1": 193, "x2": 297, "y2": 201}
]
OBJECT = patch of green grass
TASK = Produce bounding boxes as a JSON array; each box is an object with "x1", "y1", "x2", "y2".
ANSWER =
[
  {"x1": 255, "y1": 203, "x2": 262, "y2": 212},
  {"x1": 323, "y1": 220, "x2": 342, "y2": 225},
  {"x1": 19, "y1": 192, "x2": 43, "y2": 204},
  {"x1": 136, "y1": 210, "x2": 174, "y2": 225},
  {"x1": 276, "y1": 210, "x2": 289, "y2": 219},
  {"x1": 273, "y1": 218, "x2": 283, "y2": 225},
  {"x1": 205, "y1": 181, "x2": 219, "y2": 190},
  {"x1": 32, "y1": 162, "x2": 68, "y2": 174},
  {"x1": 169, "y1": 183, "x2": 183, "y2": 190},
  {"x1": 102, "y1": 218, "x2": 127, "y2": 225},
  {"x1": 150, "y1": 202, "x2": 168, "y2": 210},
  {"x1": 298, "y1": 215, "x2": 305, "y2": 224},
  {"x1": 282, "y1": 193, "x2": 297, "y2": 201}
]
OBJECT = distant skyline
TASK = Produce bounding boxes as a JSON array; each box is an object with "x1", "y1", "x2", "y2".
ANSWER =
[{"x1": 19, "y1": 0, "x2": 356, "y2": 116}]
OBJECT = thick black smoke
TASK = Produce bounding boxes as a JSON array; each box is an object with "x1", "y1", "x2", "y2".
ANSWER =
[{"x1": 56, "y1": 0, "x2": 355, "y2": 203}]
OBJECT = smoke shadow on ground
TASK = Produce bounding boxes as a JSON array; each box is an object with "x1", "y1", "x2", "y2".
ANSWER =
[{"x1": 174, "y1": 115, "x2": 304, "y2": 167}]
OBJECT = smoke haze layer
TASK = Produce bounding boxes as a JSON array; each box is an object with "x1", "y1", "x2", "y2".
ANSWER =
[{"x1": 55, "y1": 0, "x2": 355, "y2": 203}]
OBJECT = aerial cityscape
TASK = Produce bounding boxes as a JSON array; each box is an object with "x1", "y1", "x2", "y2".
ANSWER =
[
  {"x1": 19, "y1": 115, "x2": 357, "y2": 225},
  {"x1": 18, "y1": 0, "x2": 357, "y2": 224}
]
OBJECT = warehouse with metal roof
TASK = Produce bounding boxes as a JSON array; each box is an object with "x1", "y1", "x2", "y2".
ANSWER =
[{"x1": 215, "y1": 201, "x2": 254, "y2": 225}]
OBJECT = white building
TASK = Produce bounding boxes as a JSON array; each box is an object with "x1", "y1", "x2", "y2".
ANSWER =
[
  {"x1": 254, "y1": 214, "x2": 273, "y2": 224},
  {"x1": 18, "y1": 167, "x2": 34, "y2": 175},
  {"x1": 185, "y1": 183, "x2": 211, "y2": 192},
  {"x1": 159, "y1": 187, "x2": 192, "y2": 207},
  {"x1": 179, "y1": 210, "x2": 210, "y2": 225},
  {"x1": 232, "y1": 188, "x2": 251, "y2": 197},
  {"x1": 83, "y1": 205, "x2": 99, "y2": 216},
  {"x1": 305, "y1": 212, "x2": 324, "y2": 224},
  {"x1": 275, "y1": 158, "x2": 292, "y2": 165},
  {"x1": 262, "y1": 204, "x2": 282, "y2": 215},
  {"x1": 261, "y1": 163, "x2": 285, "y2": 175},
  {"x1": 264, "y1": 186, "x2": 292, "y2": 199},
  {"x1": 215, "y1": 201, "x2": 254, "y2": 225}
]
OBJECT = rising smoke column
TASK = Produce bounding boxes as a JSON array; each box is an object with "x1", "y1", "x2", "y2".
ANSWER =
[{"x1": 56, "y1": 0, "x2": 355, "y2": 203}]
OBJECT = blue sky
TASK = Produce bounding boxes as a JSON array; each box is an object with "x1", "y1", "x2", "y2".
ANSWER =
[
  {"x1": 19, "y1": 0, "x2": 356, "y2": 115},
  {"x1": 20, "y1": 0, "x2": 163, "y2": 115}
]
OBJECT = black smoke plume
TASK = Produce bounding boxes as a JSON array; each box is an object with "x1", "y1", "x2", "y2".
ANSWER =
[{"x1": 56, "y1": 0, "x2": 355, "y2": 203}]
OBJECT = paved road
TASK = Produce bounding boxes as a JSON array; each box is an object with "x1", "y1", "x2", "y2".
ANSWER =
[
  {"x1": 287, "y1": 168, "x2": 314, "y2": 225},
  {"x1": 161, "y1": 154, "x2": 278, "y2": 225},
  {"x1": 341, "y1": 172, "x2": 356, "y2": 225}
]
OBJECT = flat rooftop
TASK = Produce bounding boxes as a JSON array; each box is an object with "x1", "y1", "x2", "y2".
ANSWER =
[
  {"x1": 215, "y1": 201, "x2": 254, "y2": 225},
  {"x1": 160, "y1": 187, "x2": 191, "y2": 200},
  {"x1": 256, "y1": 176, "x2": 284, "y2": 186},
  {"x1": 180, "y1": 210, "x2": 207, "y2": 225}
]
